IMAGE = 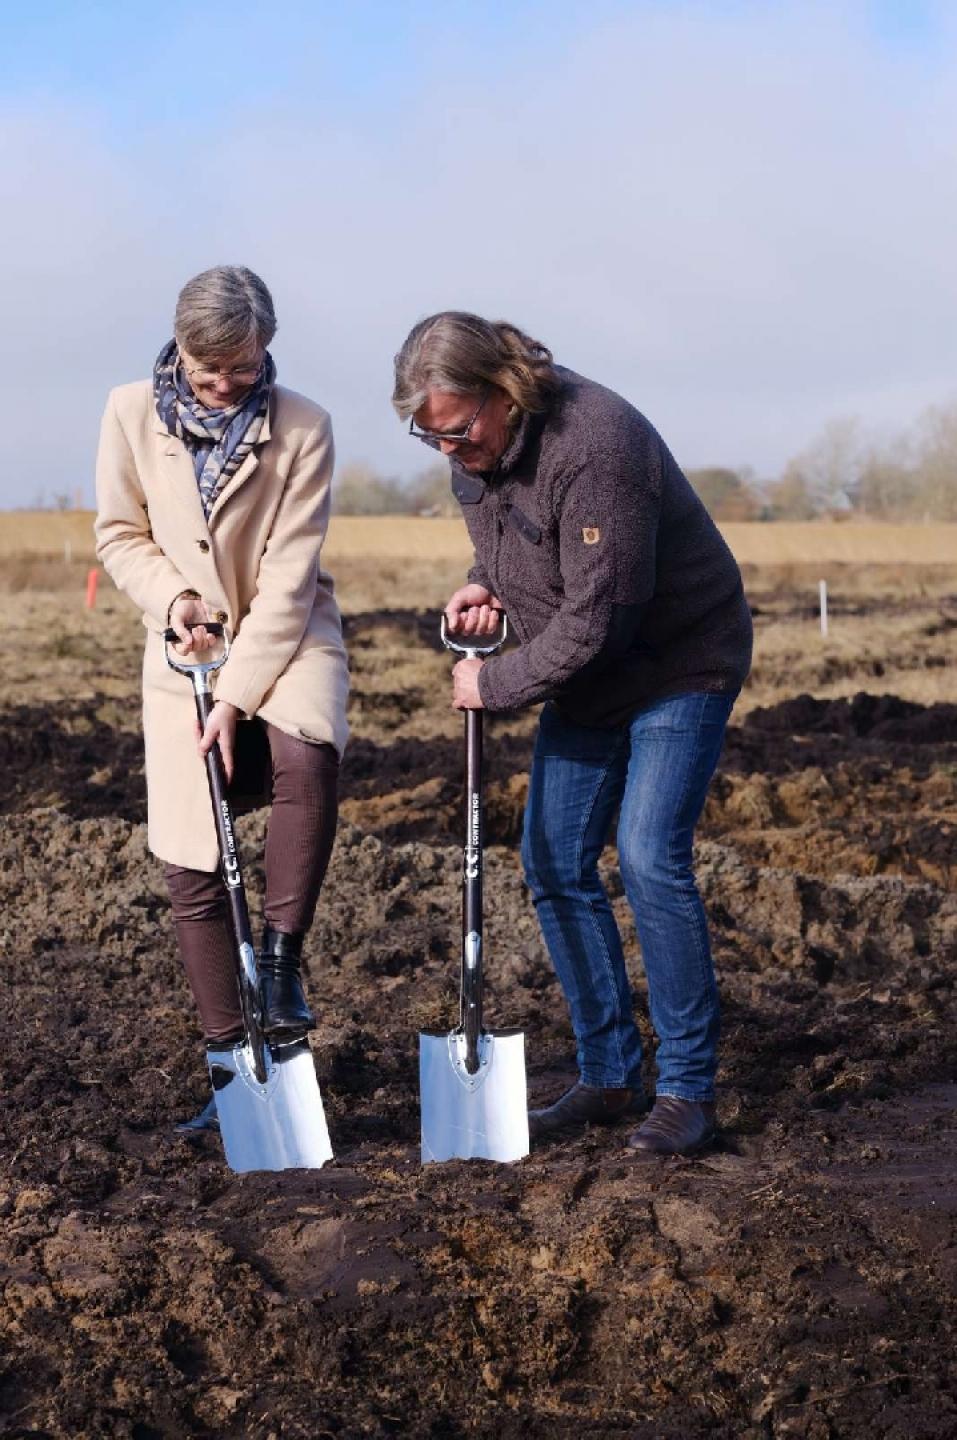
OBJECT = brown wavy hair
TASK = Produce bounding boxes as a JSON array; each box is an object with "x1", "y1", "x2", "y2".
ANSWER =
[{"x1": 392, "y1": 311, "x2": 560, "y2": 421}]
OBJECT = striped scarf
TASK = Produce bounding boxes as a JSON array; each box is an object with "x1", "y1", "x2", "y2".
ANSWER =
[{"x1": 153, "y1": 339, "x2": 276, "y2": 519}]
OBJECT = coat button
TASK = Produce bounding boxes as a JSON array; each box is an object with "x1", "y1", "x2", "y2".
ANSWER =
[
  {"x1": 217, "y1": 611, "x2": 228, "y2": 623},
  {"x1": 198, "y1": 540, "x2": 210, "y2": 553}
]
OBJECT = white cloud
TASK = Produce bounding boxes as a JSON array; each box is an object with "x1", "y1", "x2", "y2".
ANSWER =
[{"x1": 1, "y1": 2, "x2": 955, "y2": 506}]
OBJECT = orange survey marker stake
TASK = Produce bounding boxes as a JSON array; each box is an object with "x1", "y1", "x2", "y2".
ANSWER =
[{"x1": 85, "y1": 568, "x2": 99, "y2": 609}]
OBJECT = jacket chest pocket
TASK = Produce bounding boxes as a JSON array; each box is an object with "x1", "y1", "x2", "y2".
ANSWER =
[{"x1": 505, "y1": 503, "x2": 541, "y2": 545}]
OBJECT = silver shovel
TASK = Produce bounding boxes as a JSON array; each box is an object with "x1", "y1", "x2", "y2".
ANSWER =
[
  {"x1": 165, "y1": 624, "x2": 333, "y2": 1173},
  {"x1": 420, "y1": 615, "x2": 529, "y2": 1164}
]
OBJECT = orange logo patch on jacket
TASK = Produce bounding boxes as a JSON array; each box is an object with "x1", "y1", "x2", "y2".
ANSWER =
[{"x1": 582, "y1": 527, "x2": 601, "y2": 545}]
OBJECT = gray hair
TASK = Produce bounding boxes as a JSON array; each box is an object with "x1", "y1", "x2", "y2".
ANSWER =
[
  {"x1": 392, "y1": 311, "x2": 560, "y2": 420},
  {"x1": 174, "y1": 265, "x2": 277, "y2": 359}
]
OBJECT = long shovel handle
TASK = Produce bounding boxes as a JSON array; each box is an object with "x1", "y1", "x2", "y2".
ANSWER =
[
  {"x1": 462, "y1": 705, "x2": 484, "y2": 1074},
  {"x1": 442, "y1": 611, "x2": 508, "y2": 1076},
  {"x1": 193, "y1": 688, "x2": 268, "y2": 1084}
]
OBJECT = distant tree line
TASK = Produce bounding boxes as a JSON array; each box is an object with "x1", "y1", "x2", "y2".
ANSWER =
[
  {"x1": 748, "y1": 401, "x2": 957, "y2": 522},
  {"x1": 332, "y1": 399, "x2": 957, "y2": 521},
  {"x1": 332, "y1": 461, "x2": 459, "y2": 517}
]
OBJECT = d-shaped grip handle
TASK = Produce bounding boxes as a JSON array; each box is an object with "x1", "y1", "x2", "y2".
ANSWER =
[
  {"x1": 440, "y1": 611, "x2": 508, "y2": 658},
  {"x1": 163, "y1": 622, "x2": 230, "y2": 679}
]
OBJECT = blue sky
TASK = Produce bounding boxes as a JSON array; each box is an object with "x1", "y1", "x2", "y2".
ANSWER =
[
  {"x1": 1, "y1": 0, "x2": 955, "y2": 505},
  {"x1": 6, "y1": 0, "x2": 945, "y2": 95},
  {"x1": 5, "y1": 0, "x2": 638, "y2": 123}
]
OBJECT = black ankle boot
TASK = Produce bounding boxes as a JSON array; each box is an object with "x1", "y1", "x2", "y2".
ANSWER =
[{"x1": 259, "y1": 926, "x2": 316, "y2": 1039}]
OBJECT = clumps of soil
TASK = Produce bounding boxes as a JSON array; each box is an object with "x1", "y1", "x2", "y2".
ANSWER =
[
  {"x1": 703, "y1": 693, "x2": 957, "y2": 889},
  {"x1": 0, "y1": 701, "x2": 146, "y2": 821},
  {"x1": 744, "y1": 691, "x2": 957, "y2": 744},
  {"x1": 2, "y1": 600, "x2": 957, "y2": 1436}
]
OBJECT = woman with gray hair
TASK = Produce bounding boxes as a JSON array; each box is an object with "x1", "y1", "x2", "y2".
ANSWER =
[
  {"x1": 394, "y1": 311, "x2": 752, "y2": 1158},
  {"x1": 95, "y1": 265, "x2": 348, "y2": 1134}
]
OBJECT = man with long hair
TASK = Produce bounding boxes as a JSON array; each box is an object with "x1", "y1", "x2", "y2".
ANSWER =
[{"x1": 393, "y1": 311, "x2": 752, "y2": 1157}]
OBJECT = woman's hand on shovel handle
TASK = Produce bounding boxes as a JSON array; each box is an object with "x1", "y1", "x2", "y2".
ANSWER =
[
  {"x1": 197, "y1": 700, "x2": 241, "y2": 782},
  {"x1": 452, "y1": 658, "x2": 485, "y2": 710},
  {"x1": 169, "y1": 592, "x2": 213, "y2": 654}
]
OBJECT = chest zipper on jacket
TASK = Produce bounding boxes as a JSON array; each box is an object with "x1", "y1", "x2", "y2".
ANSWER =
[{"x1": 486, "y1": 467, "x2": 506, "y2": 606}]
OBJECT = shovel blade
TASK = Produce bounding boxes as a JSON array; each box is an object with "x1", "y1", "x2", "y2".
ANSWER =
[
  {"x1": 207, "y1": 1037, "x2": 333, "y2": 1173},
  {"x1": 420, "y1": 1030, "x2": 529, "y2": 1163}
]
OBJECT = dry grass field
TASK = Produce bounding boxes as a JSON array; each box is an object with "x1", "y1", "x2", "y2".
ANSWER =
[
  {"x1": 3, "y1": 509, "x2": 957, "y2": 565},
  {"x1": 1, "y1": 512, "x2": 956, "y2": 1438}
]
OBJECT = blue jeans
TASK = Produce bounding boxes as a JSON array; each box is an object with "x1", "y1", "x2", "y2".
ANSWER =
[{"x1": 521, "y1": 692, "x2": 735, "y2": 1101}]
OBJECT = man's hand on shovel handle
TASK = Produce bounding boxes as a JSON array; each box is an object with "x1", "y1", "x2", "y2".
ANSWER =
[
  {"x1": 452, "y1": 658, "x2": 485, "y2": 710},
  {"x1": 445, "y1": 585, "x2": 504, "y2": 638}
]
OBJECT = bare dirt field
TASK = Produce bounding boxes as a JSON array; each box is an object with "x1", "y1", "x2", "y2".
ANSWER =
[{"x1": 1, "y1": 521, "x2": 956, "y2": 1438}]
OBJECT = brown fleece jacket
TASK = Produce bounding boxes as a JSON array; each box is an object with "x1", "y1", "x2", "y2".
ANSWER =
[{"x1": 456, "y1": 367, "x2": 753, "y2": 727}]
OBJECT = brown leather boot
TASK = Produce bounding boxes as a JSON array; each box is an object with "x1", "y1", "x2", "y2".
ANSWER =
[
  {"x1": 627, "y1": 1096, "x2": 716, "y2": 1157},
  {"x1": 529, "y1": 1082, "x2": 647, "y2": 1142}
]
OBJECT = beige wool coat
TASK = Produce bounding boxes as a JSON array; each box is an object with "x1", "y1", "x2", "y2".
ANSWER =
[{"x1": 95, "y1": 380, "x2": 350, "y2": 872}]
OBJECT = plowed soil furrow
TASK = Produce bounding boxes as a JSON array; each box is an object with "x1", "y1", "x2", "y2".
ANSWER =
[{"x1": 1, "y1": 581, "x2": 956, "y2": 1439}]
